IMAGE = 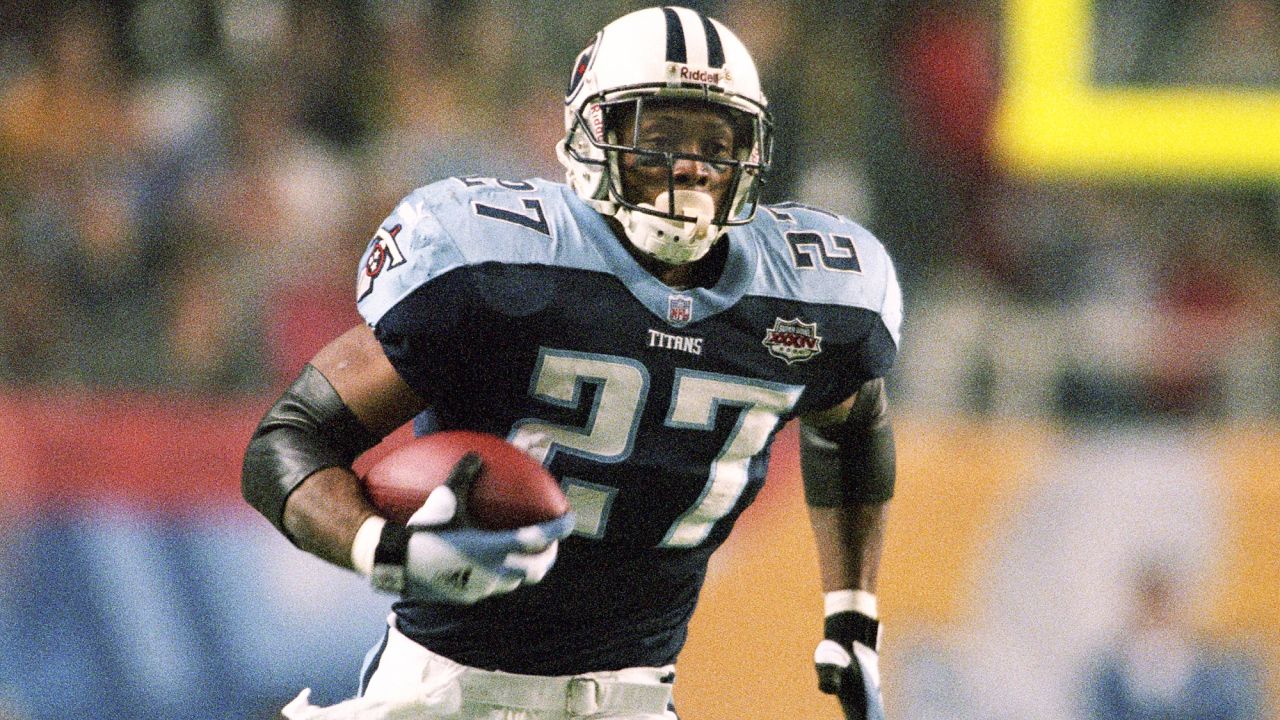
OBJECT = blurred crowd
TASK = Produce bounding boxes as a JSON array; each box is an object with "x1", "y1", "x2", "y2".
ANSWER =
[{"x1": 1, "y1": 0, "x2": 1277, "y2": 421}]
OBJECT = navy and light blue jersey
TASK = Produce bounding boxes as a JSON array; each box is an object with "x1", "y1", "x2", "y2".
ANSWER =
[{"x1": 356, "y1": 176, "x2": 902, "y2": 674}]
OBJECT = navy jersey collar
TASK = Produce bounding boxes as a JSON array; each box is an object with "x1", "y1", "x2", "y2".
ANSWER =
[{"x1": 566, "y1": 192, "x2": 759, "y2": 327}]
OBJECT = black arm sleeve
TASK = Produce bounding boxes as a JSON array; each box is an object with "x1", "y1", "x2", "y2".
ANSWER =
[
  {"x1": 241, "y1": 364, "x2": 382, "y2": 542},
  {"x1": 799, "y1": 377, "x2": 896, "y2": 506}
]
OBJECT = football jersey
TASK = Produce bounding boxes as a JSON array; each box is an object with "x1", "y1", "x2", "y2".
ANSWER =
[{"x1": 356, "y1": 176, "x2": 902, "y2": 674}]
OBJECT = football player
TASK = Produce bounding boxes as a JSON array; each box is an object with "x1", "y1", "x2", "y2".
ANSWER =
[{"x1": 243, "y1": 6, "x2": 899, "y2": 719}]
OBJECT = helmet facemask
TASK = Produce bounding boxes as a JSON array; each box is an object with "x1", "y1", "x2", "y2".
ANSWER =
[
  {"x1": 557, "y1": 7, "x2": 773, "y2": 266},
  {"x1": 563, "y1": 94, "x2": 772, "y2": 265}
]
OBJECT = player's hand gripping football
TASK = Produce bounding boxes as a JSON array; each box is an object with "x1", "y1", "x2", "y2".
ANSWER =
[
  {"x1": 814, "y1": 607, "x2": 885, "y2": 720},
  {"x1": 371, "y1": 452, "x2": 575, "y2": 604}
]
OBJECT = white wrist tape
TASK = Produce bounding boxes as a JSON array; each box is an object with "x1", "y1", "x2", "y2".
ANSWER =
[
  {"x1": 351, "y1": 515, "x2": 387, "y2": 578},
  {"x1": 825, "y1": 589, "x2": 878, "y2": 619}
]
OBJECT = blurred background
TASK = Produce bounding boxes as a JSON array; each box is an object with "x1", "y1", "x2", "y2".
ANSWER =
[{"x1": 0, "y1": 0, "x2": 1276, "y2": 718}]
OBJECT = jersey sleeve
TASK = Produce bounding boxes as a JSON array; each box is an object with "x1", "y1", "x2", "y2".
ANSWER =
[
  {"x1": 352, "y1": 182, "x2": 487, "y2": 402},
  {"x1": 858, "y1": 248, "x2": 903, "y2": 380},
  {"x1": 752, "y1": 204, "x2": 905, "y2": 385},
  {"x1": 355, "y1": 184, "x2": 469, "y2": 328},
  {"x1": 879, "y1": 250, "x2": 904, "y2": 350},
  {"x1": 352, "y1": 178, "x2": 570, "y2": 404}
]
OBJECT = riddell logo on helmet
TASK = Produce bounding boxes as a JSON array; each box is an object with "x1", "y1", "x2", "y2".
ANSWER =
[
  {"x1": 588, "y1": 104, "x2": 605, "y2": 141},
  {"x1": 678, "y1": 66, "x2": 722, "y2": 84}
]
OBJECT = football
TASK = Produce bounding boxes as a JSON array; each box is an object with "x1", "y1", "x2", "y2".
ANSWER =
[{"x1": 359, "y1": 430, "x2": 570, "y2": 530}]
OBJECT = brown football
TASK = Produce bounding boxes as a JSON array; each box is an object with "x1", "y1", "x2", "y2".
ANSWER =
[{"x1": 359, "y1": 431, "x2": 569, "y2": 529}]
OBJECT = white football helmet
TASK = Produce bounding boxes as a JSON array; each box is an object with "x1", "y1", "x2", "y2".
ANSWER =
[{"x1": 557, "y1": 6, "x2": 772, "y2": 265}]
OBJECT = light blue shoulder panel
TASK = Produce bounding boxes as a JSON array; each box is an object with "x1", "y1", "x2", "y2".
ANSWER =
[
  {"x1": 745, "y1": 203, "x2": 903, "y2": 347},
  {"x1": 355, "y1": 178, "x2": 610, "y2": 326}
]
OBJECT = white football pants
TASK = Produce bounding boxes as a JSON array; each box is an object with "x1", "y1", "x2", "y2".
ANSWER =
[{"x1": 283, "y1": 616, "x2": 678, "y2": 720}]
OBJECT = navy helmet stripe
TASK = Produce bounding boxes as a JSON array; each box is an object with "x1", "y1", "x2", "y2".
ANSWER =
[
  {"x1": 661, "y1": 7, "x2": 687, "y2": 63},
  {"x1": 699, "y1": 14, "x2": 725, "y2": 68}
]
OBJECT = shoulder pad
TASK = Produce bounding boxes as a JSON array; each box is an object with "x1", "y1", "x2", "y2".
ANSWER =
[
  {"x1": 355, "y1": 177, "x2": 569, "y2": 326},
  {"x1": 749, "y1": 203, "x2": 903, "y2": 347}
]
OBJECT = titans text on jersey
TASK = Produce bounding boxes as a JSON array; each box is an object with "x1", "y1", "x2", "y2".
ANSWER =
[{"x1": 355, "y1": 175, "x2": 902, "y2": 675}]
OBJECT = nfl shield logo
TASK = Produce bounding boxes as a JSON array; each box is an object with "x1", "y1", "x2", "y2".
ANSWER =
[{"x1": 667, "y1": 294, "x2": 693, "y2": 326}]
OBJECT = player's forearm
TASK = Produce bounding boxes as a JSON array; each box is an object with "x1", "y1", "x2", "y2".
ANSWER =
[
  {"x1": 811, "y1": 502, "x2": 889, "y2": 718},
  {"x1": 242, "y1": 326, "x2": 428, "y2": 568},
  {"x1": 282, "y1": 466, "x2": 379, "y2": 571},
  {"x1": 242, "y1": 365, "x2": 382, "y2": 545},
  {"x1": 798, "y1": 377, "x2": 895, "y2": 594},
  {"x1": 807, "y1": 501, "x2": 889, "y2": 593}
]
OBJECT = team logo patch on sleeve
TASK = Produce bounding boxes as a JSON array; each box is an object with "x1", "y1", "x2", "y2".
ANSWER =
[
  {"x1": 762, "y1": 318, "x2": 823, "y2": 364},
  {"x1": 357, "y1": 224, "x2": 405, "y2": 301}
]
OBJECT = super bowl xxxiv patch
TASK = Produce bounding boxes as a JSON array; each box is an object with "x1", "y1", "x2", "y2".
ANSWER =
[{"x1": 762, "y1": 317, "x2": 823, "y2": 364}]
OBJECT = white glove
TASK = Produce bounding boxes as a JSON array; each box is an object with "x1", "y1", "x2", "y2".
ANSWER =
[{"x1": 368, "y1": 452, "x2": 575, "y2": 604}]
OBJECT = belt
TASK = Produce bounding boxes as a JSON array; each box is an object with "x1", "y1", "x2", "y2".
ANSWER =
[
  {"x1": 381, "y1": 623, "x2": 674, "y2": 717},
  {"x1": 458, "y1": 669, "x2": 673, "y2": 716}
]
